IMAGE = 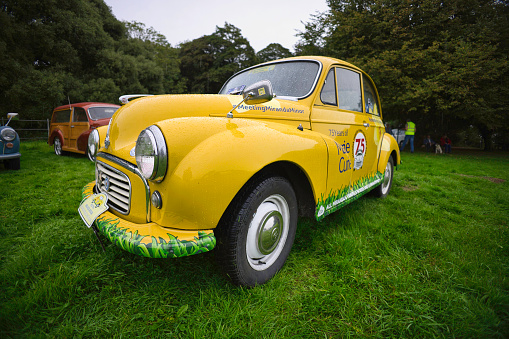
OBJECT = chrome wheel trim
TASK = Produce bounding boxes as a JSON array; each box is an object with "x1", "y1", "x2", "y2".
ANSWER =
[
  {"x1": 381, "y1": 160, "x2": 392, "y2": 195},
  {"x1": 246, "y1": 194, "x2": 290, "y2": 271},
  {"x1": 54, "y1": 138, "x2": 62, "y2": 155}
]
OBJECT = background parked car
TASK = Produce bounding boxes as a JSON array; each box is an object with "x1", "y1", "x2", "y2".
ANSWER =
[
  {"x1": 0, "y1": 112, "x2": 21, "y2": 170},
  {"x1": 48, "y1": 102, "x2": 119, "y2": 160},
  {"x1": 392, "y1": 128, "x2": 406, "y2": 147}
]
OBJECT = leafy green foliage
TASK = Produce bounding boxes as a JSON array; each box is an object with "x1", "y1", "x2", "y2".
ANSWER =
[
  {"x1": 256, "y1": 43, "x2": 293, "y2": 63},
  {"x1": 0, "y1": 0, "x2": 183, "y2": 119},
  {"x1": 179, "y1": 22, "x2": 257, "y2": 94},
  {"x1": 296, "y1": 0, "x2": 509, "y2": 149}
]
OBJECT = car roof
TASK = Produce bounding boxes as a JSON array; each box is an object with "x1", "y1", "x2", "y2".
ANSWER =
[
  {"x1": 53, "y1": 102, "x2": 120, "y2": 111},
  {"x1": 258, "y1": 56, "x2": 364, "y2": 73}
]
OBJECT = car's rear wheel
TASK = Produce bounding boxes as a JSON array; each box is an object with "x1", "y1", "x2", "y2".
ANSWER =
[
  {"x1": 374, "y1": 156, "x2": 394, "y2": 198},
  {"x1": 54, "y1": 138, "x2": 62, "y2": 156},
  {"x1": 216, "y1": 177, "x2": 298, "y2": 287}
]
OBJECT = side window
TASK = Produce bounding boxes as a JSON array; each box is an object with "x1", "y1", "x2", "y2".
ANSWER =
[
  {"x1": 363, "y1": 74, "x2": 380, "y2": 116},
  {"x1": 73, "y1": 107, "x2": 88, "y2": 122},
  {"x1": 320, "y1": 69, "x2": 337, "y2": 106},
  {"x1": 53, "y1": 109, "x2": 71, "y2": 123},
  {"x1": 336, "y1": 68, "x2": 362, "y2": 112}
]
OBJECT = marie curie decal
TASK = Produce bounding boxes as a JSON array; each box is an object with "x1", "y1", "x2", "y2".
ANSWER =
[
  {"x1": 354, "y1": 131, "x2": 366, "y2": 170},
  {"x1": 79, "y1": 193, "x2": 109, "y2": 227}
]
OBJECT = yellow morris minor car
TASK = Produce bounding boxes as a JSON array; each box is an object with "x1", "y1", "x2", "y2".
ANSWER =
[{"x1": 80, "y1": 56, "x2": 401, "y2": 286}]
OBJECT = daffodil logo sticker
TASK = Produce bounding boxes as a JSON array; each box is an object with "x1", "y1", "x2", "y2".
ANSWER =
[
  {"x1": 79, "y1": 193, "x2": 109, "y2": 228},
  {"x1": 258, "y1": 87, "x2": 266, "y2": 96}
]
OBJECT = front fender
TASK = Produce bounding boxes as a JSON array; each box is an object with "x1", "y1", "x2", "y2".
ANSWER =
[
  {"x1": 48, "y1": 129, "x2": 64, "y2": 146},
  {"x1": 149, "y1": 117, "x2": 328, "y2": 230},
  {"x1": 379, "y1": 133, "x2": 401, "y2": 171}
]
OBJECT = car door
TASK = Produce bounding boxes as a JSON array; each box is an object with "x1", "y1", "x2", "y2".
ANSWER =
[
  {"x1": 349, "y1": 73, "x2": 384, "y2": 190},
  {"x1": 360, "y1": 73, "x2": 384, "y2": 178},
  {"x1": 310, "y1": 67, "x2": 355, "y2": 201},
  {"x1": 69, "y1": 107, "x2": 89, "y2": 151},
  {"x1": 51, "y1": 109, "x2": 72, "y2": 147},
  {"x1": 311, "y1": 66, "x2": 383, "y2": 217}
]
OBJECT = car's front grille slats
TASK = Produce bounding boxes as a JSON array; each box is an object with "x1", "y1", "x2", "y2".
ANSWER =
[{"x1": 96, "y1": 161, "x2": 131, "y2": 214}]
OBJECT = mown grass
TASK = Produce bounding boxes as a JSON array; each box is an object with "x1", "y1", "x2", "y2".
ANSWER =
[{"x1": 1, "y1": 141, "x2": 508, "y2": 338}]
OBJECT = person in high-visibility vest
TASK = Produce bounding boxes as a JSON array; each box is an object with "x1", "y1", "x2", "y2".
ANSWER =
[{"x1": 400, "y1": 119, "x2": 416, "y2": 153}]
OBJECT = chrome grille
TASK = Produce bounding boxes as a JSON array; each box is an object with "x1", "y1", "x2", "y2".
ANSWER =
[{"x1": 96, "y1": 161, "x2": 131, "y2": 214}]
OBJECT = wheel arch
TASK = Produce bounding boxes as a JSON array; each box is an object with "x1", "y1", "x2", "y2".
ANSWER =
[
  {"x1": 48, "y1": 129, "x2": 64, "y2": 146},
  {"x1": 216, "y1": 160, "x2": 316, "y2": 234}
]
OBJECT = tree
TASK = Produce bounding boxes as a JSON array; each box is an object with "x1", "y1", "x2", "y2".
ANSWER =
[
  {"x1": 179, "y1": 22, "x2": 257, "y2": 94},
  {"x1": 0, "y1": 0, "x2": 184, "y2": 118},
  {"x1": 256, "y1": 43, "x2": 293, "y2": 63},
  {"x1": 296, "y1": 0, "x2": 509, "y2": 149}
]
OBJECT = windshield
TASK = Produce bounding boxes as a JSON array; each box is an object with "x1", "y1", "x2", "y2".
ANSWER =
[
  {"x1": 88, "y1": 107, "x2": 118, "y2": 120},
  {"x1": 219, "y1": 60, "x2": 321, "y2": 99}
]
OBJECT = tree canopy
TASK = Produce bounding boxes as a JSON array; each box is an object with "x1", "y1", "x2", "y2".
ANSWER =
[
  {"x1": 296, "y1": 0, "x2": 509, "y2": 149},
  {"x1": 1, "y1": 0, "x2": 507, "y2": 149}
]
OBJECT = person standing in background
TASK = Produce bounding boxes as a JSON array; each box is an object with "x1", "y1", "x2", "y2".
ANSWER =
[{"x1": 400, "y1": 119, "x2": 416, "y2": 153}]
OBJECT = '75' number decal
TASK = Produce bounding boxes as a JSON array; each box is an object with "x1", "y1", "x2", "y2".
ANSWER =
[{"x1": 355, "y1": 135, "x2": 365, "y2": 155}]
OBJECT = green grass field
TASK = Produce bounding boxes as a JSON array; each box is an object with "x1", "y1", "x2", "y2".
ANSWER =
[{"x1": 1, "y1": 141, "x2": 508, "y2": 338}]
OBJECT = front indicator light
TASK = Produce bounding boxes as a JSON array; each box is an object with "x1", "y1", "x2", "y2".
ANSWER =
[{"x1": 151, "y1": 191, "x2": 162, "y2": 209}]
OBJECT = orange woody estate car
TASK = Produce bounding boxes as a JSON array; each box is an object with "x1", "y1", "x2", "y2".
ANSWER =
[{"x1": 48, "y1": 102, "x2": 119, "y2": 160}]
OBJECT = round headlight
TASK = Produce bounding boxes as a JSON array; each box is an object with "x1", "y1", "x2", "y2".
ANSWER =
[
  {"x1": 87, "y1": 129, "x2": 100, "y2": 161},
  {"x1": 135, "y1": 125, "x2": 167, "y2": 182},
  {"x1": 1, "y1": 128, "x2": 16, "y2": 142}
]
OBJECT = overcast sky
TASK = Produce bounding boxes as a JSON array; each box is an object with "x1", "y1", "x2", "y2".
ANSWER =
[{"x1": 103, "y1": 0, "x2": 330, "y2": 52}]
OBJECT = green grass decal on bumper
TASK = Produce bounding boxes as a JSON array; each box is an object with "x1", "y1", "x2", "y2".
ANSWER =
[{"x1": 81, "y1": 182, "x2": 216, "y2": 258}]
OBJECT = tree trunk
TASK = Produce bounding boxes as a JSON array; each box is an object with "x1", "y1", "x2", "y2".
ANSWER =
[{"x1": 479, "y1": 126, "x2": 493, "y2": 151}]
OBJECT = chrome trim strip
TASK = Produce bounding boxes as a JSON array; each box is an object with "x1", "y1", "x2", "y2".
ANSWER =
[{"x1": 97, "y1": 152, "x2": 151, "y2": 222}]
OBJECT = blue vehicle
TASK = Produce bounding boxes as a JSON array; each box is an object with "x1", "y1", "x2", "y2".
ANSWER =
[{"x1": 1, "y1": 113, "x2": 21, "y2": 170}]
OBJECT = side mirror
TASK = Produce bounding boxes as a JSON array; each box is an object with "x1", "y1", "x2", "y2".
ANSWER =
[
  {"x1": 119, "y1": 94, "x2": 153, "y2": 105},
  {"x1": 6, "y1": 112, "x2": 18, "y2": 126},
  {"x1": 243, "y1": 80, "x2": 274, "y2": 105},
  {"x1": 227, "y1": 80, "x2": 274, "y2": 118}
]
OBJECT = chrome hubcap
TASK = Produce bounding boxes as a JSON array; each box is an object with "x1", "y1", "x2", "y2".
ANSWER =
[
  {"x1": 381, "y1": 161, "x2": 392, "y2": 194},
  {"x1": 258, "y1": 211, "x2": 283, "y2": 255},
  {"x1": 54, "y1": 139, "x2": 61, "y2": 155},
  {"x1": 246, "y1": 194, "x2": 289, "y2": 271}
]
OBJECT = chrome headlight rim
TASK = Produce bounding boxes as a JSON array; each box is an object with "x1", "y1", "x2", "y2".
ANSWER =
[
  {"x1": 1, "y1": 127, "x2": 17, "y2": 142},
  {"x1": 87, "y1": 129, "x2": 100, "y2": 162},
  {"x1": 135, "y1": 125, "x2": 167, "y2": 182}
]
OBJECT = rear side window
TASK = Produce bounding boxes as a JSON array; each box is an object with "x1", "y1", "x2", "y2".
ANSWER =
[
  {"x1": 53, "y1": 109, "x2": 71, "y2": 123},
  {"x1": 336, "y1": 68, "x2": 362, "y2": 112},
  {"x1": 363, "y1": 74, "x2": 380, "y2": 116},
  {"x1": 320, "y1": 69, "x2": 337, "y2": 106},
  {"x1": 73, "y1": 107, "x2": 88, "y2": 122}
]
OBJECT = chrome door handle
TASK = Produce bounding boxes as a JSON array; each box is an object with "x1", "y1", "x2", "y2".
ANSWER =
[{"x1": 363, "y1": 122, "x2": 369, "y2": 127}]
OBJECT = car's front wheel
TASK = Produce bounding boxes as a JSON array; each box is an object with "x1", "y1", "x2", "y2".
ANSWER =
[
  {"x1": 54, "y1": 137, "x2": 62, "y2": 156},
  {"x1": 374, "y1": 156, "x2": 394, "y2": 198},
  {"x1": 216, "y1": 177, "x2": 298, "y2": 287}
]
